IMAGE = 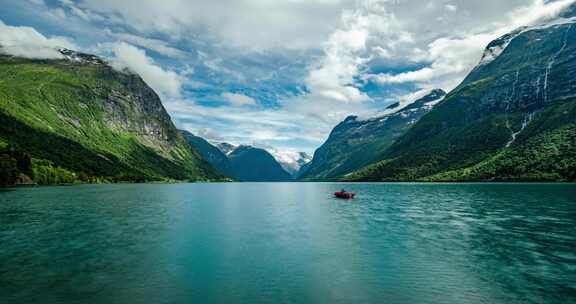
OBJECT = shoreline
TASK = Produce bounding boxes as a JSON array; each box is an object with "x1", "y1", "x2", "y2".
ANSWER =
[{"x1": 2, "y1": 179, "x2": 574, "y2": 189}]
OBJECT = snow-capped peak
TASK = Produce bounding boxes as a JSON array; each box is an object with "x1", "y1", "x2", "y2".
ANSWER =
[
  {"x1": 478, "y1": 15, "x2": 576, "y2": 67},
  {"x1": 478, "y1": 29, "x2": 524, "y2": 66},
  {"x1": 58, "y1": 48, "x2": 107, "y2": 65},
  {"x1": 360, "y1": 89, "x2": 446, "y2": 121},
  {"x1": 213, "y1": 142, "x2": 238, "y2": 155},
  {"x1": 214, "y1": 141, "x2": 311, "y2": 176},
  {"x1": 265, "y1": 148, "x2": 312, "y2": 176}
]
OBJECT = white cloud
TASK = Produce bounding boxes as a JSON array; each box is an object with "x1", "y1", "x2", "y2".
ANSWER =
[
  {"x1": 290, "y1": 1, "x2": 408, "y2": 124},
  {"x1": 372, "y1": 32, "x2": 496, "y2": 89},
  {"x1": 0, "y1": 20, "x2": 77, "y2": 59},
  {"x1": 221, "y1": 93, "x2": 257, "y2": 107},
  {"x1": 110, "y1": 42, "x2": 182, "y2": 98},
  {"x1": 27, "y1": 0, "x2": 46, "y2": 6},
  {"x1": 75, "y1": 0, "x2": 354, "y2": 51},
  {"x1": 198, "y1": 51, "x2": 246, "y2": 81},
  {"x1": 166, "y1": 99, "x2": 327, "y2": 153},
  {"x1": 304, "y1": 7, "x2": 392, "y2": 105},
  {"x1": 508, "y1": 0, "x2": 576, "y2": 28},
  {"x1": 108, "y1": 31, "x2": 188, "y2": 58},
  {"x1": 366, "y1": 0, "x2": 576, "y2": 91},
  {"x1": 5, "y1": 0, "x2": 576, "y2": 153},
  {"x1": 445, "y1": 4, "x2": 457, "y2": 12},
  {"x1": 280, "y1": 0, "x2": 576, "y2": 133},
  {"x1": 58, "y1": 0, "x2": 102, "y2": 22}
]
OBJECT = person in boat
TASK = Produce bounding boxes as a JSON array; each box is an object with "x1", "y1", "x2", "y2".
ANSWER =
[{"x1": 340, "y1": 189, "x2": 346, "y2": 193}]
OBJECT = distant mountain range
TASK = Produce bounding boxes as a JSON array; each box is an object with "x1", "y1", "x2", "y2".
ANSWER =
[
  {"x1": 0, "y1": 49, "x2": 221, "y2": 185},
  {"x1": 227, "y1": 146, "x2": 293, "y2": 182},
  {"x1": 344, "y1": 8, "x2": 576, "y2": 182},
  {"x1": 181, "y1": 132, "x2": 305, "y2": 182},
  {"x1": 265, "y1": 149, "x2": 312, "y2": 177}
]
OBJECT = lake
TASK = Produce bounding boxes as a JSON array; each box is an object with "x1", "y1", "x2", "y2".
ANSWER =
[{"x1": 1, "y1": 183, "x2": 575, "y2": 303}]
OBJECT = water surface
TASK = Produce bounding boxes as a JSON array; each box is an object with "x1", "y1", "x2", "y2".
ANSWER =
[{"x1": 1, "y1": 183, "x2": 575, "y2": 303}]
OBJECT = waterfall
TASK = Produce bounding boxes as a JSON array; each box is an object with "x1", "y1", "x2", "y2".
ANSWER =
[
  {"x1": 543, "y1": 24, "x2": 572, "y2": 103},
  {"x1": 506, "y1": 112, "x2": 535, "y2": 148},
  {"x1": 504, "y1": 69, "x2": 520, "y2": 137}
]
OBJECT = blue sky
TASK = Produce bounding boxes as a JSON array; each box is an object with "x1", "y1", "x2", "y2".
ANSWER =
[{"x1": 0, "y1": 0, "x2": 573, "y2": 154}]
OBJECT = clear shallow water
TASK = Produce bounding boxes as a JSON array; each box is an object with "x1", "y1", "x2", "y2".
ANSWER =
[{"x1": 0, "y1": 183, "x2": 575, "y2": 304}]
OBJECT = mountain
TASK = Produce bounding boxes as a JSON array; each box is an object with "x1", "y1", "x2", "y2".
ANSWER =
[
  {"x1": 301, "y1": 89, "x2": 446, "y2": 181},
  {"x1": 215, "y1": 142, "x2": 237, "y2": 155},
  {"x1": 347, "y1": 10, "x2": 576, "y2": 182},
  {"x1": 0, "y1": 48, "x2": 220, "y2": 184},
  {"x1": 180, "y1": 131, "x2": 233, "y2": 177},
  {"x1": 228, "y1": 146, "x2": 292, "y2": 182},
  {"x1": 182, "y1": 135, "x2": 294, "y2": 182},
  {"x1": 266, "y1": 149, "x2": 312, "y2": 177}
]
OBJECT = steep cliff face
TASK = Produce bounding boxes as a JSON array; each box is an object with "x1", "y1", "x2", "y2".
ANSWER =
[
  {"x1": 301, "y1": 89, "x2": 445, "y2": 181},
  {"x1": 0, "y1": 49, "x2": 220, "y2": 183},
  {"x1": 347, "y1": 10, "x2": 576, "y2": 182}
]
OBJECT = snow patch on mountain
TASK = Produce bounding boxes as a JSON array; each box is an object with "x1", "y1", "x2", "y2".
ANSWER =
[
  {"x1": 58, "y1": 48, "x2": 107, "y2": 65},
  {"x1": 213, "y1": 142, "x2": 238, "y2": 155},
  {"x1": 478, "y1": 31, "x2": 522, "y2": 66},
  {"x1": 478, "y1": 16, "x2": 576, "y2": 67},
  {"x1": 378, "y1": 90, "x2": 435, "y2": 117},
  {"x1": 356, "y1": 89, "x2": 446, "y2": 122},
  {"x1": 212, "y1": 141, "x2": 311, "y2": 177},
  {"x1": 265, "y1": 149, "x2": 312, "y2": 176},
  {"x1": 423, "y1": 96, "x2": 444, "y2": 108}
]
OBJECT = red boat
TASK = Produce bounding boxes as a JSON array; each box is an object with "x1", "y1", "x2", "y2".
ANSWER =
[{"x1": 334, "y1": 191, "x2": 355, "y2": 199}]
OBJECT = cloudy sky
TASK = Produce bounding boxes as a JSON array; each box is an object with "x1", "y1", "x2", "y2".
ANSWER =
[{"x1": 0, "y1": 0, "x2": 574, "y2": 153}]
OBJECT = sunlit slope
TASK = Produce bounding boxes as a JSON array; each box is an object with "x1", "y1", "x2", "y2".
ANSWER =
[{"x1": 0, "y1": 50, "x2": 220, "y2": 182}]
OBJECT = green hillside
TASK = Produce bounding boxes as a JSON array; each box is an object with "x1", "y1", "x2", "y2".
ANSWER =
[
  {"x1": 346, "y1": 17, "x2": 576, "y2": 182},
  {"x1": 0, "y1": 51, "x2": 220, "y2": 185},
  {"x1": 301, "y1": 89, "x2": 445, "y2": 181}
]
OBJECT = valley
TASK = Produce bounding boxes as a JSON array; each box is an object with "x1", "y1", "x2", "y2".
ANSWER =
[{"x1": 1, "y1": 4, "x2": 575, "y2": 185}]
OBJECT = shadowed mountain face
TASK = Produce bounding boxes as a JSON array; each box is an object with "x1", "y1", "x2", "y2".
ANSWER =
[
  {"x1": 347, "y1": 9, "x2": 576, "y2": 182},
  {"x1": 228, "y1": 146, "x2": 292, "y2": 182},
  {"x1": 215, "y1": 142, "x2": 237, "y2": 155},
  {"x1": 181, "y1": 134, "x2": 293, "y2": 182},
  {"x1": 301, "y1": 89, "x2": 446, "y2": 181},
  {"x1": 0, "y1": 49, "x2": 220, "y2": 184},
  {"x1": 180, "y1": 131, "x2": 233, "y2": 177}
]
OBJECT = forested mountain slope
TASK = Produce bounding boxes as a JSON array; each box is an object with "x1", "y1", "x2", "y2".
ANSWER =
[
  {"x1": 347, "y1": 11, "x2": 576, "y2": 182},
  {"x1": 301, "y1": 89, "x2": 445, "y2": 181}
]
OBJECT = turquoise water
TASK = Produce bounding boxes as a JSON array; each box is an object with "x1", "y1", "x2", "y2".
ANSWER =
[{"x1": 1, "y1": 183, "x2": 575, "y2": 303}]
